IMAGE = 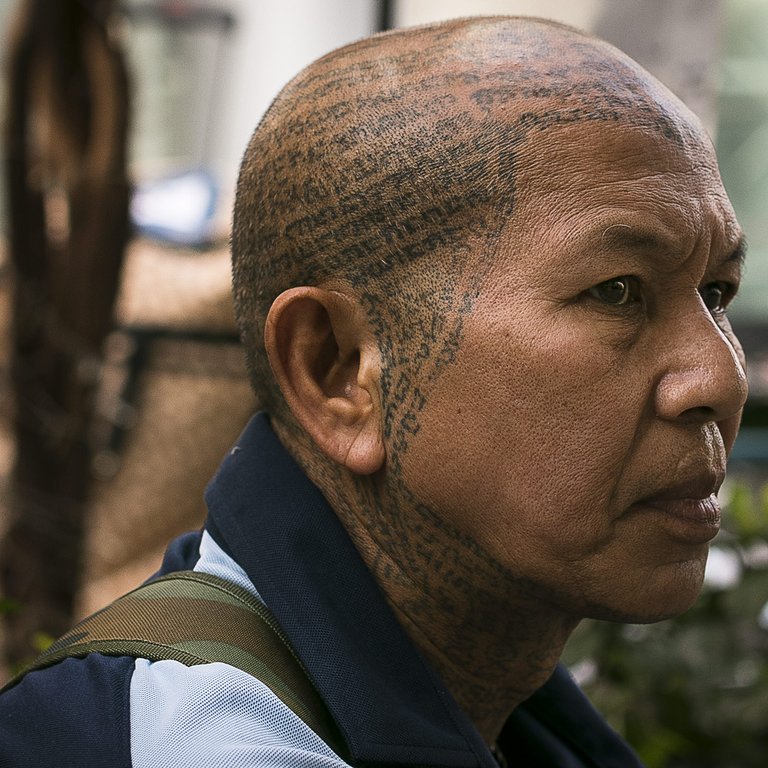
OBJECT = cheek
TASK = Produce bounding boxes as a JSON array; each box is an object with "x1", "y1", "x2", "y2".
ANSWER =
[{"x1": 400, "y1": 318, "x2": 647, "y2": 557}]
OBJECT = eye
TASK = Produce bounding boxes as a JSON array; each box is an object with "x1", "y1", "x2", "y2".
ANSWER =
[
  {"x1": 700, "y1": 281, "x2": 733, "y2": 314},
  {"x1": 587, "y1": 276, "x2": 642, "y2": 306}
]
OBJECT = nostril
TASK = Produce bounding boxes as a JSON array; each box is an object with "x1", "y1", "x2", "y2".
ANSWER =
[{"x1": 679, "y1": 405, "x2": 717, "y2": 423}]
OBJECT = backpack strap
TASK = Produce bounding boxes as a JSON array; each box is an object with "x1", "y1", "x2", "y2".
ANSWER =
[{"x1": 3, "y1": 570, "x2": 347, "y2": 758}]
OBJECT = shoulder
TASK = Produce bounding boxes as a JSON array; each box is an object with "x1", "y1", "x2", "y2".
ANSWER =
[
  {"x1": 132, "y1": 532, "x2": 349, "y2": 765},
  {"x1": 0, "y1": 654, "x2": 351, "y2": 768},
  {"x1": 0, "y1": 654, "x2": 135, "y2": 768},
  {"x1": 0, "y1": 531, "x2": 205, "y2": 767},
  {"x1": 0, "y1": 531, "x2": 349, "y2": 767},
  {"x1": 130, "y1": 658, "x2": 350, "y2": 767}
]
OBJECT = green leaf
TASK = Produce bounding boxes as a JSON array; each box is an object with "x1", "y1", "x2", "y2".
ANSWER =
[{"x1": 0, "y1": 597, "x2": 20, "y2": 616}]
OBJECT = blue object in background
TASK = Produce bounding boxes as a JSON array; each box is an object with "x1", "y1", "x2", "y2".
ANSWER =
[
  {"x1": 130, "y1": 169, "x2": 218, "y2": 248},
  {"x1": 732, "y1": 427, "x2": 768, "y2": 462}
]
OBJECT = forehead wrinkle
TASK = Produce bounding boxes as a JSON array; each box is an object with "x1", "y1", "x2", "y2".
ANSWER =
[{"x1": 598, "y1": 218, "x2": 744, "y2": 282}]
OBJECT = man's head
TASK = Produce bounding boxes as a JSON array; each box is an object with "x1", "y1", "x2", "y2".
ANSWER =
[{"x1": 231, "y1": 17, "x2": 747, "y2": 625}]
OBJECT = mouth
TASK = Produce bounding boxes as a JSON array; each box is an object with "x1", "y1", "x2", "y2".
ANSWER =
[{"x1": 634, "y1": 474, "x2": 723, "y2": 543}]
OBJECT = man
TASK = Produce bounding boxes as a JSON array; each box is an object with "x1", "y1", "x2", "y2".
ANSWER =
[{"x1": 0, "y1": 16, "x2": 747, "y2": 767}]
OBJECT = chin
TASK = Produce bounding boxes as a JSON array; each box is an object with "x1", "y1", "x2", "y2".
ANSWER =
[
  {"x1": 586, "y1": 597, "x2": 701, "y2": 625},
  {"x1": 585, "y1": 559, "x2": 707, "y2": 624}
]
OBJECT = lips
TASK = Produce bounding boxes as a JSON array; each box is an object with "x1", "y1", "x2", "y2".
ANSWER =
[
  {"x1": 646, "y1": 472, "x2": 723, "y2": 504},
  {"x1": 636, "y1": 474, "x2": 723, "y2": 543},
  {"x1": 645, "y1": 494, "x2": 721, "y2": 526}
]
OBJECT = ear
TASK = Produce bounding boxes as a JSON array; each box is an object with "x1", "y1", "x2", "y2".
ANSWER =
[{"x1": 264, "y1": 286, "x2": 385, "y2": 475}]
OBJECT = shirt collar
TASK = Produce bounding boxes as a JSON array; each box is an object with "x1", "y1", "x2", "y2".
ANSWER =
[{"x1": 204, "y1": 413, "x2": 493, "y2": 767}]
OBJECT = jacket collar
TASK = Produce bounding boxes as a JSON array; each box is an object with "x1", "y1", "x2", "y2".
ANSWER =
[{"x1": 204, "y1": 413, "x2": 493, "y2": 767}]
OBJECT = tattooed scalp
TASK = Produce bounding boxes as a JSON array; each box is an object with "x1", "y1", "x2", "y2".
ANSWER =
[{"x1": 230, "y1": 15, "x2": 700, "y2": 454}]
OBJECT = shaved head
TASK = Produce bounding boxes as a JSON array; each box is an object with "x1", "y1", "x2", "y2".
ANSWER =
[{"x1": 232, "y1": 16, "x2": 706, "y2": 455}]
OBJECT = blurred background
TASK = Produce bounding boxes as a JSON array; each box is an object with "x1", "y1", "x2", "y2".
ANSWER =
[{"x1": 0, "y1": 1, "x2": 765, "y2": 765}]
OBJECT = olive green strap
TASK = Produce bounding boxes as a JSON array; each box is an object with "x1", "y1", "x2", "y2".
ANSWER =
[{"x1": 3, "y1": 570, "x2": 346, "y2": 757}]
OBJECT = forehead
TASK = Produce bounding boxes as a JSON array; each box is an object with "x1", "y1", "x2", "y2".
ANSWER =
[{"x1": 502, "y1": 117, "x2": 741, "y2": 270}]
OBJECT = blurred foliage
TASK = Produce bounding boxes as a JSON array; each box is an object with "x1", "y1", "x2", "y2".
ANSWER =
[
  {"x1": 31, "y1": 632, "x2": 54, "y2": 655},
  {"x1": 563, "y1": 479, "x2": 768, "y2": 768},
  {"x1": 0, "y1": 604, "x2": 53, "y2": 678}
]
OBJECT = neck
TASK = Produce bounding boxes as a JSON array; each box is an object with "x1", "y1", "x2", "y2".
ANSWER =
[
  {"x1": 289, "y1": 441, "x2": 579, "y2": 745},
  {"x1": 366, "y1": 533, "x2": 578, "y2": 743}
]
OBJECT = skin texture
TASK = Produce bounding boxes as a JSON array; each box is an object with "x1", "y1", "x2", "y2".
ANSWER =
[{"x1": 232, "y1": 17, "x2": 748, "y2": 745}]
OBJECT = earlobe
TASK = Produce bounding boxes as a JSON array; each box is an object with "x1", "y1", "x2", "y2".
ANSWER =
[{"x1": 265, "y1": 287, "x2": 385, "y2": 475}]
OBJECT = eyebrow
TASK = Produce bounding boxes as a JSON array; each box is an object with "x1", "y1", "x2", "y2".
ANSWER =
[
  {"x1": 599, "y1": 224, "x2": 673, "y2": 254},
  {"x1": 726, "y1": 235, "x2": 748, "y2": 267},
  {"x1": 600, "y1": 225, "x2": 748, "y2": 269}
]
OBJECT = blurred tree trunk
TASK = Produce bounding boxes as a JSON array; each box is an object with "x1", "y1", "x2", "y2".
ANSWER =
[{"x1": 1, "y1": 0, "x2": 130, "y2": 666}]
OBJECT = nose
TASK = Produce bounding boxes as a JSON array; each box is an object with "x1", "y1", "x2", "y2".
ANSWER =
[{"x1": 654, "y1": 309, "x2": 748, "y2": 425}]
